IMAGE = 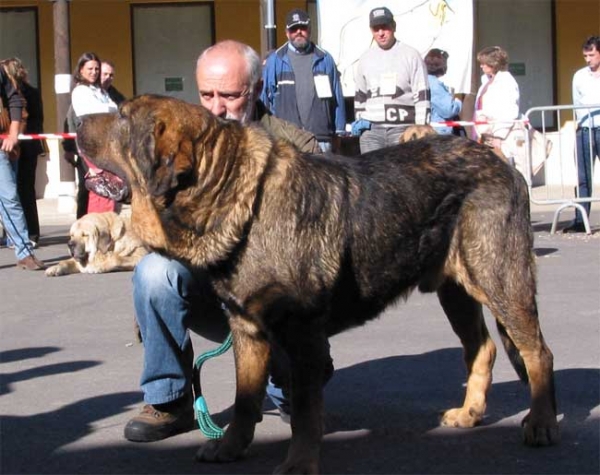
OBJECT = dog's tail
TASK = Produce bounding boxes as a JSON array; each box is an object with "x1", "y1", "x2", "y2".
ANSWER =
[{"x1": 495, "y1": 321, "x2": 529, "y2": 383}]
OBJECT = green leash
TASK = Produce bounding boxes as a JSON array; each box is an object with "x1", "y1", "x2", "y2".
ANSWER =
[{"x1": 193, "y1": 331, "x2": 233, "y2": 439}]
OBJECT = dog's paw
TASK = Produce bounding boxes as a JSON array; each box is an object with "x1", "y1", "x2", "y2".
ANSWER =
[
  {"x1": 440, "y1": 406, "x2": 483, "y2": 428},
  {"x1": 45, "y1": 265, "x2": 65, "y2": 277},
  {"x1": 195, "y1": 439, "x2": 246, "y2": 463},
  {"x1": 521, "y1": 413, "x2": 560, "y2": 446}
]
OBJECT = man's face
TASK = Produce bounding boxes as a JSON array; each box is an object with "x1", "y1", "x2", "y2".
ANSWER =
[
  {"x1": 286, "y1": 25, "x2": 311, "y2": 51},
  {"x1": 371, "y1": 24, "x2": 396, "y2": 50},
  {"x1": 196, "y1": 52, "x2": 254, "y2": 124},
  {"x1": 101, "y1": 63, "x2": 114, "y2": 90},
  {"x1": 583, "y1": 46, "x2": 600, "y2": 72}
]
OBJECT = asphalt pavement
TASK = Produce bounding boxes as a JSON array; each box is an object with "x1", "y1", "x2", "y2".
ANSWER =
[{"x1": 1, "y1": 200, "x2": 598, "y2": 475}]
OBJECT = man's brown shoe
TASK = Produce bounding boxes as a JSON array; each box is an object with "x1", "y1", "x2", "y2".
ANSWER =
[
  {"x1": 17, "y1": 255, "x2": 46, "y2": 271},
  {"x1": 124, "y1": 395, "x2": 195, "y2": 442}
]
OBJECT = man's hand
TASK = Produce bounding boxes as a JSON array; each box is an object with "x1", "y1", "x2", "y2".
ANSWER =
[{"x1": 351, "y1": 119, "x2": 371, "y2": 137}]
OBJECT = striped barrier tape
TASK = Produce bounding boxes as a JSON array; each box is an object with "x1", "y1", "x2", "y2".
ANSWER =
[{"x1": 1, "y1": 118, "x2": 531, "y2": 140}]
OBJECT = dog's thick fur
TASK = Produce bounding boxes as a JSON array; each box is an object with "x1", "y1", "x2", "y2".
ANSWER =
[
  {"x1": 77, "y1": 95, "x2": 559, "y2": 473},
  {"x1": 45, "y1": 212, "x2": 148, "y2": 276}
]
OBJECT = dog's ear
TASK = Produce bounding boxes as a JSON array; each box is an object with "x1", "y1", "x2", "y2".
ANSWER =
[
  {"x1": 147, "y1": 118, "x2": 195, "y2": 199},
  {"x1": 110, "y1": 215, "x2": 126, "y2": 242},
  {"x1": 96, "y1": 224, "x2": 114, "y2": 254}
]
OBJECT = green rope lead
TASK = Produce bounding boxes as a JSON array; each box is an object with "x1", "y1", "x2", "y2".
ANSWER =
[{"x1": 193, "y1": 331, "x2": 233, "y2": 439}]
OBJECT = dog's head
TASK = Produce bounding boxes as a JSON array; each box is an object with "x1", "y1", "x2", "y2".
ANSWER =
[
  {"x1": 76, "y1": 95, "x2": 273, "y2": 265},
  {"x1": 68, "y1": 212, "x2": 124, "y2": 265}
]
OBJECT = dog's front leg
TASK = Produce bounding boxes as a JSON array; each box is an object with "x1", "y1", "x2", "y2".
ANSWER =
[
  {"x1": 196, "y1": 315, "x2": 269, "y2": 463},
  {"x1": 274, "y1": 331, "x2": 329, "y2": 475}
]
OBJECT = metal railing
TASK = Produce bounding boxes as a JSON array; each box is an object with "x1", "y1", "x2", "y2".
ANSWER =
[{"x1": 523, "y1": 104, "x2": 600, "y2": 234}]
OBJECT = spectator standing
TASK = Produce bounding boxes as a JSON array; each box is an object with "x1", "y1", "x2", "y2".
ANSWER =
[
  {"x1": 61, "y1": 104, "x2": 87, "y2": 218},
  {"x1": 473, "y1": 46, "x2": 520, "y2": 161},
  {"x1": 0, "y1": 60, "x2": 45, "y2": 270},
  {"x1": 101, "y1": 61, "x2": 126, "y2": 105},
  {"x1": 2, "y1": 58, "x2": 43, "y2": 245},
  {"x1": 353, "y1": 6, "x2": 430, "y2": 153},
  {"x1": 123, "y1": 40, "x2": 321, "y2": 443},
  {"x1": 565, "y1": 35, "x2": 600, "y2": 233},
  {"x1": 261, "y1": 8, "x2": 346, "y2": 152},
  {"x1": 71, "y1": 52, "x2": 118, "y2": 214},
  {"x1": 424, "y1": 49, "x2": 462, "y2": 135}
]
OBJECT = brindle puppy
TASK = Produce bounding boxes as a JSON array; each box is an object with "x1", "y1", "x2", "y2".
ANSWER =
[{"x1": 76, "y1": 95, "x2": 559, "y2": 474}]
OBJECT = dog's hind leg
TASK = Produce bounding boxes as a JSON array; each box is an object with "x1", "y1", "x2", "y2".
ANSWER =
[
  {"x1": 481, "y1": 268, "x2": 559, "y2": 446},
  {"x1": 437, "y1": 279, "x2": 497, "y2": 429},
  {"x1": 196, "y1": 313, "x2": 269, "y2": 463},
  {"x1": 447, "y1": 207, "x2": 559, "y2": 446}
]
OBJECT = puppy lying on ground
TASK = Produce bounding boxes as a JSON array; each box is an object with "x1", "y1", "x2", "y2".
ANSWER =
[{"x1": 45, "y1": 212, "x2": 148, "y2": 276}]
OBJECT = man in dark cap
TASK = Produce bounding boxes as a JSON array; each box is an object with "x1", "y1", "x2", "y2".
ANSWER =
[
  {"x1": 352, "y1": 6, "x2": 431, "y2": 153},
  {"x1": 261, "y1": 8, "x2": 346, "y2": 152}
]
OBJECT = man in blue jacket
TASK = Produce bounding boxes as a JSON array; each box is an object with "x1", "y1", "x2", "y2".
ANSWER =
[{"x1": 261, "y1": 8, "x2": 346, "y2": 152}]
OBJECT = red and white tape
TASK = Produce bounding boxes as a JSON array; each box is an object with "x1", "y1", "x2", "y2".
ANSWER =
[{"x1": 1, "y1": 118, "x2": 530, "y2": 140}]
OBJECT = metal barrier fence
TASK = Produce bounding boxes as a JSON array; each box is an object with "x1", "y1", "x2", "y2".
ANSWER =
[{"x1": 523, "y1": 104, "x2": 600, "y2": 234}]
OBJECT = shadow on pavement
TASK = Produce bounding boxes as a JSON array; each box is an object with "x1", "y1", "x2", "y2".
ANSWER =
[{"x1": 1, "y1": 349, "x2": 597, "y2": 474}]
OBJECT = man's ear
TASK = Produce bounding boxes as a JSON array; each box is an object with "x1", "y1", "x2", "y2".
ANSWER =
[{"x1": 254, "y1": 79, "x2": 264, "y2": 97}]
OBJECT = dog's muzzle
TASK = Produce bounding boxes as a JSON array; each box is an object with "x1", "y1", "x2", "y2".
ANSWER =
[{"x1": 84, "y1": 170, "x2": 131, "y2": 203}]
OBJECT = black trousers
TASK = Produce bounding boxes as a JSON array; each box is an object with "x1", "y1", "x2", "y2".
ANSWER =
[{"x1": 16, "y1": 141, "x2": 41, "y2": 241}]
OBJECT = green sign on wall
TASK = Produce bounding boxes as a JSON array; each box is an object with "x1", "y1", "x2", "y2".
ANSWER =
[
  {"x1": 165, "y1": 77, "x2": 184, "y2": 92},
  {"x1": 508, "y1": 63, "x2": 526, "y2": 76}
]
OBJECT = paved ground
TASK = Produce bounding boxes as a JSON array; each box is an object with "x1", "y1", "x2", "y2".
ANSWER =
[{"x1": 0, "y1": 200, "x2": 598, "y2": 474}]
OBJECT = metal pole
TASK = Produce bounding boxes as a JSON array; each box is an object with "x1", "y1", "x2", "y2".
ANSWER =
[
  {"x1": 51, "y1": 0, "x2": 75, "y2": 183},
  {"x1": 265, "y1": 0, "x2": 277, "y2": 53}
]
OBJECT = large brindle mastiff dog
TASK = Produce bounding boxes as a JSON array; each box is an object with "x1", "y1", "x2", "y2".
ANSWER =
[{"x1": 77, "y1": 95, "x2": 559, "y2": 473}]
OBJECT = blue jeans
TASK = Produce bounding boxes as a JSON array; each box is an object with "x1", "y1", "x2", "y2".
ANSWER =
[
  {"x1": 133, "y1": 253, "x2": 229, "y2": 405},
  {"x1": 359, "y1": 126, "x2": 406, "y2": 153},
  {"x1": 574, "y1": 127, "x2": 600, "y2": 225},
  {"x1": 0, "y1": 150, "x2": 34, "y2": 260}
]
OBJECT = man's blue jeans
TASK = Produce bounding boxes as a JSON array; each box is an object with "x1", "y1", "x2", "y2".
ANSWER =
[
  {"x1": 0, "y1": 150, "x2": 34, "y2": 260},
  {"x1": 133, "y1": 253, "x2": 229, "y2": 405},
  {"x1": 574, "y1": 127, "x2": 600, "y2": 225}
]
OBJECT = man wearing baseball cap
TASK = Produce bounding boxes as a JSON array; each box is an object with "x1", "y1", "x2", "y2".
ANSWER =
[
  {"x1": 261, "y1": 8, "x2": 346, "y2": 152},
  {"x1": 352, "y1": 6, "x2": 431, "y2": 153}
]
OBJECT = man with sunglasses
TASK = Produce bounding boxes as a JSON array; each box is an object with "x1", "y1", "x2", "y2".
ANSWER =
[
  {"x1": 123, "y1": 40, "x2": 320, "y2": 443},
  {"x1": 262, "y1": 8, "x2": 346, "y2": 152}
]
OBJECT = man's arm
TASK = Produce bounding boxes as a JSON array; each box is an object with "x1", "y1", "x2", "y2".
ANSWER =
[
  {"x1": 260, "y1": 53, "x2": 277, "y2": 111},
  {"x1": 412, "y1": 57, "x2": 431, "y2": 125},
  {"x1": 261, "y1": 113, "x2": 320, "y2": 154},
  {"x1": 353, "y1": 58, "x2": 367, "y2": 120},
  {"x1": 1, "y1": 70, "x2": 25, "y2": 153},
  {"x1": 329, "y1": 56, "x2": 347, "y2": 133}
]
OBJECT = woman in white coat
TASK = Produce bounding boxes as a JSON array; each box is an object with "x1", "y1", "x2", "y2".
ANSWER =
[
  {"x1": 473, "y1": 46, "x2": 520, "y2": 160},
  {"x1": 70, "y1": 52, "x2": 118, "y2": 214}
]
